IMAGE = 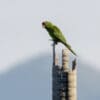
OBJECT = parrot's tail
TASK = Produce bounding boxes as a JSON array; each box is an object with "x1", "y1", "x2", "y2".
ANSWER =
[{"x1": 64, "y1": 43, "x2": 77, "y2": 56}]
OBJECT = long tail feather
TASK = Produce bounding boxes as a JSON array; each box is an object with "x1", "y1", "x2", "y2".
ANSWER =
[{"x1": 64, "y1": 43, "x2": 77, "y2": 56}]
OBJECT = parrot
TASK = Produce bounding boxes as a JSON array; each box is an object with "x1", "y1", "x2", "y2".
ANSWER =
[{"x1": 42, "y1": 21, "x2": 77, "y2": 56}]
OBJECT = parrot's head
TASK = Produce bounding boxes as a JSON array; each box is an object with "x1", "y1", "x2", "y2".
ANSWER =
[{"x1": 42, "y1": 21, "x2": 53, "y2": 29}]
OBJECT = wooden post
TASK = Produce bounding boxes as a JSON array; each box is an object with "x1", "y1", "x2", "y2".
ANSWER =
[
  {"x1": 52, "y1": 43, "x2": 61, "y2": 100},
  {"x1": 52, "y1": 48, "x2": 77, "y2": 100},
  {"x1": 62, "y1": 49, "x2": 69, "y2": 71},
  {"x1": 61, "y1": 49, "x2": 77, "y2": 100},
  {"x1": 67, "y1": 63, "x2": 77, "y2": 100}
]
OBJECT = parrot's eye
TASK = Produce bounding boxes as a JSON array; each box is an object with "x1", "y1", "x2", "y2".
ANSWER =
[{"x1": 42, "y1": 22, "x2": 45, "y2": 27}]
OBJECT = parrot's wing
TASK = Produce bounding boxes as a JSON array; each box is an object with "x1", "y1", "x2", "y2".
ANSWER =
[
  {"x1": 53, "y1": 25, "x2": 67, "y2": 43},
  {"x1": 53, "y1": 25, "x2": 71, "y2": 48}
]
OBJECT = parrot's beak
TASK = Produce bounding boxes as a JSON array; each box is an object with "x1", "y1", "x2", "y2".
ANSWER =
[{"x1": 42, "y1": 22, "x2": 45, "y2": 28}]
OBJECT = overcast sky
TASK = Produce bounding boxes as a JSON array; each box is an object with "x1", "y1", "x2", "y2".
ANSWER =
[{"x1": 0, "y1": 0, "x2": 100, "y2": 72}]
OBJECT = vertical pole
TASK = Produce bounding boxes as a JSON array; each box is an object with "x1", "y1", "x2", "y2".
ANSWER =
[
  {"x1": 52, "y1": 48, "x2": 77, "y2": 100},
  {"x1": 53, "y1": 42, "x2": 56, "y2": 66},
  {"x1": 61, "y1": 49, "x2": 77, "y2": 100},
  {"x1": 52, "y1": 41, "x2": 56, "y2": 100},
  {"x1": 62, "y1": 49, "x2": 69, "y2": 71},
  {"x1": 60, "y1": 49, "x2": 69, "y2": 100},
  {"x1": 68, "y1": 60, "x2": 77, "y2": 100}
]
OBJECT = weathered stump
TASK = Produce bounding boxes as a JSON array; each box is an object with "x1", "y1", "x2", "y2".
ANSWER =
[{"x1": 52, "y1": 49, "x2": 77, "y2": 100}]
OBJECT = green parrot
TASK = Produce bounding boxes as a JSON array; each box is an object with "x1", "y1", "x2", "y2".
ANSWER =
[{"x1": 42, "y1": 21, "x2": 77, "y2": 56}]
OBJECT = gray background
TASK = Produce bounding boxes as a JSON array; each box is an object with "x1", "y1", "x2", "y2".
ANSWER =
[{"x1": 0, "y1": 0, "x2": 100, "y2": 72}]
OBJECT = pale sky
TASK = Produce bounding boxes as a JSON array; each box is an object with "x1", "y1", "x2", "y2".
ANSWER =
[{"x1": 0, "y1": 0, "x2": 100, "y2": 72}]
